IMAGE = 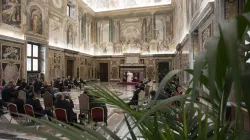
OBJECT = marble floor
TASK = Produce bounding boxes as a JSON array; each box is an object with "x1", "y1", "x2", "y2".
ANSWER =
[{"x1": 0, "y1": 82, "x2": 157, "y2": 139}]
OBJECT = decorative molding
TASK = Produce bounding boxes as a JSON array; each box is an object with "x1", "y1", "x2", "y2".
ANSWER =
[{"x1": 190, "y1": 2, "x2": 214, "y2": 32}]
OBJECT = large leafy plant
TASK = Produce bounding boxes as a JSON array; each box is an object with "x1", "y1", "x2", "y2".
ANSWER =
[{"x1": 2, "y1": 2, "x2": 250, "y2": 140}]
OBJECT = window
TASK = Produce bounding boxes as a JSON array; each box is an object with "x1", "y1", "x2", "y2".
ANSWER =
[
  {"x1": 67, "y1": 5, "x2": 70, "y2": 16},
  {"x1": 27, "y1": 43, "x2": 39, "y2": 72}
]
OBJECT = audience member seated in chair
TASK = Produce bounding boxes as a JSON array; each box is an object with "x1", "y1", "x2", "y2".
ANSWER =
[
  {"x1": 10, "y1": 91, "x2": 25, "y2": 114},
  {"x1": 85, "y1": 90, "x2": 108, "y2": 126},
  {"x1": 1, "y1": 81, "x2": 15, "y2": 103},
  {"x1": 26, "y1": 93, "x2": 53, "y2": 120},
  {"x1": 127, "y1": 85, "x2": 143, "y2": 106},
  {"x1": 55, "y1": 93, "x2": 77, "y2": 123}
]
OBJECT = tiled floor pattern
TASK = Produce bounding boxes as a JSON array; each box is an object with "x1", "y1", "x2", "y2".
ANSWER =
[{"x1": 0, "y1": 82, "x2": 145, "y2": 139}]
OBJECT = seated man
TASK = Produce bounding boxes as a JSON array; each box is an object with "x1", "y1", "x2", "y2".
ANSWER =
[
  {"x1": 84, "y1": 90, "x2": 108, "y2": 125},
  {"x1": 54, "y1": 93, "x2": 77, "y2": 123},
  {"x1": 10, "y1": 91, "x2": 25, "y2": 114},
  {"x1": 26, "y1": 93, "x2": 53, "y2": 120}
]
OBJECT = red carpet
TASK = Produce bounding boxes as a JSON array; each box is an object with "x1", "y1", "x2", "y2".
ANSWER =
[{"x1": 118, "y1": 82, "x2": 140, "y2": 85}]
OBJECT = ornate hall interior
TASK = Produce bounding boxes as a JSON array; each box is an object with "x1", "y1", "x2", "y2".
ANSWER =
[{"x1": 0, "y1": 0, "x2": 249, "y2": 139}]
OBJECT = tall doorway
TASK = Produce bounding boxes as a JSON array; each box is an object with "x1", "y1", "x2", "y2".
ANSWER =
[
  {"x1": 158, "y1": 62, "x2": 169, "y2": 83},
  {"x1": 67, "y1": 60, "x2": 74, "y2": 78},
  {"x1": 100, "y1": 63, "x2": 108, "y2": 82}
]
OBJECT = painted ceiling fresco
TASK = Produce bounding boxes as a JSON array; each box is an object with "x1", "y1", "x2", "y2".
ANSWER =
[{"x1": 83, "y1": 0, "x2": 171, "y2": 12}]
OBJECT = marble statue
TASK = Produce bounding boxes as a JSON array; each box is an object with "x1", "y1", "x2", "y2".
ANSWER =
[{"x1": 127, "y1": 71, "x2": 133, "y2": 82}]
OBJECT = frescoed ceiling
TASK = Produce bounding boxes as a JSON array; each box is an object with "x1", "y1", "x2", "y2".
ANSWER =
[{"x1": 82, "y1": 0, "x2": 171, "y2": 12}]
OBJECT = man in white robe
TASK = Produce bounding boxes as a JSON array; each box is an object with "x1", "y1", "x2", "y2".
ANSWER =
[{"x1": 127, "y1": 72, "x2": 133, "y2": 82}]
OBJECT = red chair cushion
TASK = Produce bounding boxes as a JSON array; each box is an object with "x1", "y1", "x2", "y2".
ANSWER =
[
  {"x1": 24, "y1": 105, "x2": 34, "y2": 116},
  {"x1": 91, "y1": 108, "x2": 104, "y2": 122},
  {"x1": 55, "y1": 109, "x2": 67, "y2": 122},
  {"x1": 8, "y1": 103, "x2": 18, "y2": 117}
]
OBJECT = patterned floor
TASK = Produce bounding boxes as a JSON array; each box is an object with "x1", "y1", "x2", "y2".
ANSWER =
[{"x1": 0, "y1": 82, "x2": 152, "y2": 139}]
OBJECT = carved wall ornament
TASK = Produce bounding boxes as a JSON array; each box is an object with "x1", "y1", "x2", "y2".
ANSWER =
[
  {"x1": 1, "y1": 45, "x2": 20, "y2": 60},
  {"x1": 52, "y1": 0, "x2": 63, "y2": 9},
  {"x1": 2, "y1": 63, "x2": 20, "y2": 84},
  {"x1": 202, "y1": 23, "x2": 212, "y2": 50},
  {"x1": 225, "y1": 0, "x2": 238, "y2": 19}
]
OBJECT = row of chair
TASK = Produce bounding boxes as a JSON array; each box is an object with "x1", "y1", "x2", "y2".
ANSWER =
[{"x1": 7, "y1": 103, "x2": 105, "y2": 128}]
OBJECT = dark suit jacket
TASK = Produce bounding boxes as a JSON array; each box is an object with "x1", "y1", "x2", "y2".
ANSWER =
[
  {"x1": 1, "y1": 86, "x2": 15, "y2": 102},
  {"x1": 11, "y1": 98, "x2": 25, "y2": 114},
  {"x1": 26, "y1": 98, "x2": 43, "y2": 113},
  {"x1": 55, "y1": 99, "x2": 75, "y2": 122},
  {"x1": 129, "y1": 88, "x2": 141, "y2": 105}
]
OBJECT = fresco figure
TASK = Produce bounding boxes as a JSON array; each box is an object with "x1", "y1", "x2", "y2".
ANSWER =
[
  {"x1": 2, "y1": 0, "x2": 21, "y2": 27},
  {"x1": 67, "y1": 26, "x2": 73, "y2": 45},
  {"x1": 31, "y1": 8, "x2": 42, "y2": 34}
]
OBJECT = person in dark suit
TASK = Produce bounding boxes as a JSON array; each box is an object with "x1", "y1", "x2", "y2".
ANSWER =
[
  {"x1": 54, "y1": 93, "x2": 77, "y2": 123},
  {"x1": 84, "y1": 90, "x2": 108, "y2": 125},
  {"x1": 128, "y1": 85, "x2": 143, "y2": 106},
  {"x1": 10, "y1": 91, "x2": 25, "y2": 114},
  {"x1": 1, "y1": 81, "x2": 15, "y2": 103},
  {"x1": 26, "y1": 93, "x2": 53, "y2": 120},
  {"x1": 33, "y1": 79, "x2": 42, "y2": 94}
]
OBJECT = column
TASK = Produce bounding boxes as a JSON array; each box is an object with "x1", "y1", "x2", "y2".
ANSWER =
[
  {"x1": 188, "y1": 33, "x2": 194, "y2": 80},
  {"x1": 97, "y1": 22, "x2": 101, "y2": 46},
  {"x1": 109, "y1": 18, "x2": 113, "y2": 42},
  {"x1": 151, "y1": 12, "x2": 156, "y2": 40}
]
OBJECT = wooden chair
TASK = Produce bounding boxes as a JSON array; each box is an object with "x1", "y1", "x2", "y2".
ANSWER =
[
  {"x1": 78, "y1": 94, "x2": 89, "y2": 121},
  {"x1": 18, "y1": 90, "x2": 26, "y2": 103},
  {"x1": 55, "y1": 108, "x2": 68, "y2": 123},
  {"x1": 91, "y1": 107, "x2": 105, "y2": 130},
  {"x1": 43, "y1": 94, "x2": 54, "y2": 111}
]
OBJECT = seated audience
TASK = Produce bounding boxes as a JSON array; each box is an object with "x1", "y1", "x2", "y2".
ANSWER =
[
  {"x1": 55, "y1": 93, "x2": 77, "y2": 123},
  {"x1": 26, "y1": 93, "x2": 53, "y2": 120},
  {"x1": 11, "y1": 91, "x2": 25, "y2": 114},
  {"x1": 1, "y1": 81, "x2": 15, "y2": 103}
]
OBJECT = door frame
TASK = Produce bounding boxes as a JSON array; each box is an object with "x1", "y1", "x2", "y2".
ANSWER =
[
  {"x1": 65, "y1": 56, "x2": 76, "y2": 78},
  {"x1": 155, "y1": 59, "x2": 172, "y2": 83},
  {"x1": 97, "y1": 60, "x2": 110, "y2": 82}
]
